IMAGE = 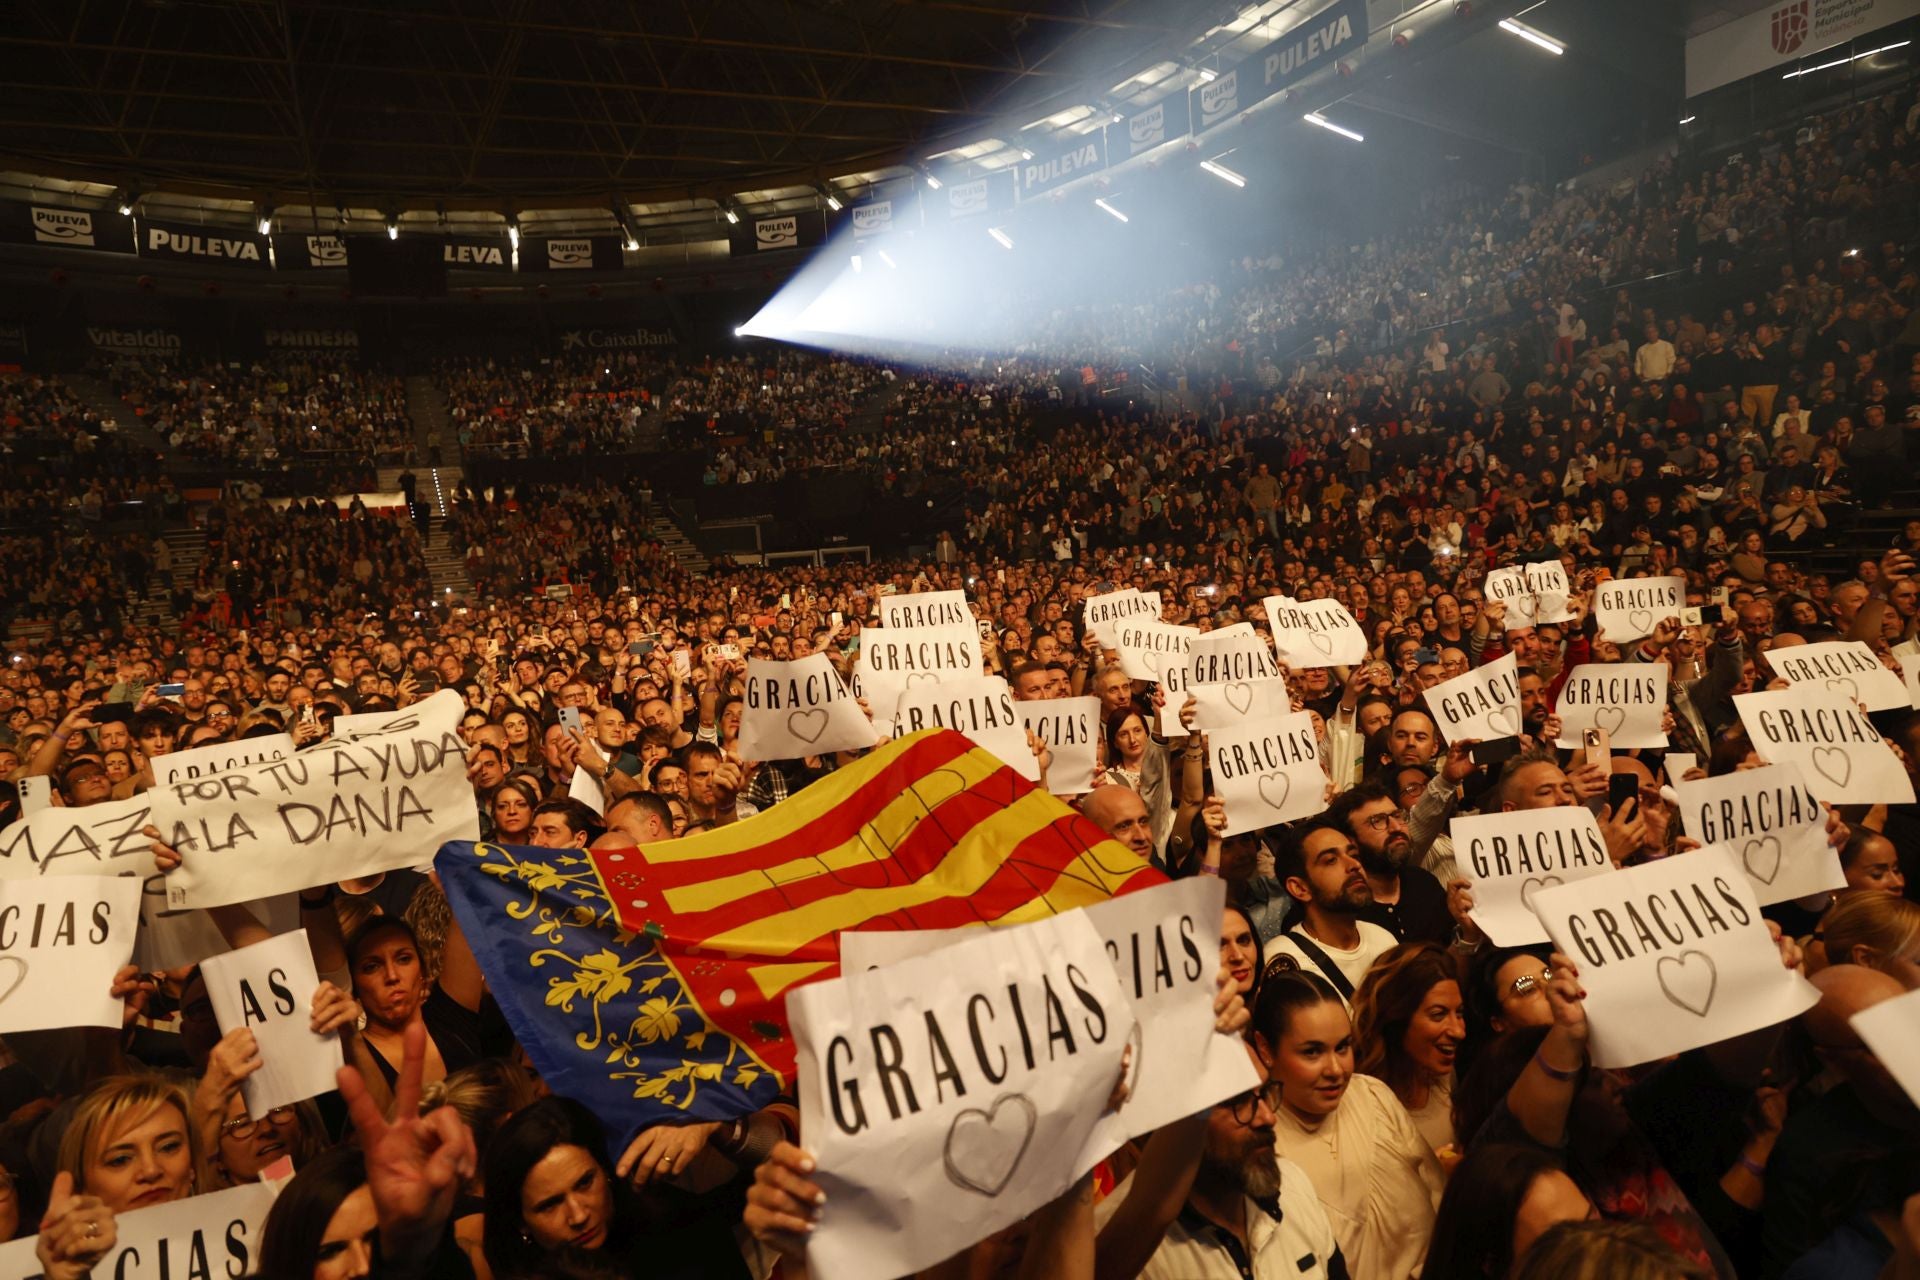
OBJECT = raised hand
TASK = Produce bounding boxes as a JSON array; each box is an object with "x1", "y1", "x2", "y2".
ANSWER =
[
  {"x1": 36, "y1": 1172, "x2": 117, "y2": 1280},
  {"x1": 337, "y1": 1021, "x2": 478, "y2": 1266}
]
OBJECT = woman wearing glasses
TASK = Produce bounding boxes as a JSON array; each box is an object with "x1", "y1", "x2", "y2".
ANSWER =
[
  {"x1": 1458, "y1": 945, "x2": 1559, "y2": 1081},
  {"x1": 207, "y1": 1094, "x2": 326, "y2": 1187},
  {"x1": 1253, "y1": 970, "x2": 1443, "y2": 1280}
]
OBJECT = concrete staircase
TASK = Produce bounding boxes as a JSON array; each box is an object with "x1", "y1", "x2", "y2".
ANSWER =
[
  {"x1": 63, "y1": 372, "x2": 172, "y2": 455},
  {"x1": 126, "y1": 525, "x2": 206, "y2": 631},
  {"x1": 652, "y1": 509, "x2": 710, "y2": 574},
  {"x1": 371, "y1": 460, "x2": 472, "y2": 599},
  {"x1": 404, "y1": 376, "x2": 452, "y2": 466}
]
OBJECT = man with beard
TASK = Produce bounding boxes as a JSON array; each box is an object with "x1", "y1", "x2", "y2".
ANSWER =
[
  {"x1": 1266, "y1": 821, "x2": 1397, "y2": 1000},
  {"x1": 1329, "y1": 780, "x2": 1452, "y2": 946},
  {"x1": 1094, "y1": 1042, "x2": 1345, "y2": 1278}
]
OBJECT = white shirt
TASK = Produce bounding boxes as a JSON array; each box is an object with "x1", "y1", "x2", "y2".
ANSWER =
[
  {"x1": 1634, "y1": 338, "x2": 1677, "y2": 382},
  {"x1": 1268, "y1": 922, "x2": 1399, "y2": 1002},
  {"x1": 1095, "y1": 1162, "x2": 1344, "y2": 1280}
]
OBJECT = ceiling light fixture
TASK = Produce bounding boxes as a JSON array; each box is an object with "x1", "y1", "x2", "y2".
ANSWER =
[
  {"x1": 1303, "y1": 112, "x2": 1365, "y2": 142},
  {"x1": 1498, "y1": 18, "x2": 1565, "y2": 55},
  {"x1": 1781, "y1": 39, "x2": 1910, "y2": 78},
  {"x1": 1199, "y1": 159, "x2": 1246, "y2": 187}
]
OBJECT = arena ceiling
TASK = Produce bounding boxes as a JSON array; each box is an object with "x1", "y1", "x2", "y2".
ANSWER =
[
  {"x1": 0, "y1": 0, "x2": 1225, "y2": 208},
  {"x1": 0, "y1": 0, "x2": 1718, "y2": 244}
]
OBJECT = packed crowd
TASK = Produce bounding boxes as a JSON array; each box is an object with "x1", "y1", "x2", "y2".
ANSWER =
[
  {"x1": 0, "y1": 68, "x2": 1916, "y2": 1280},
  {"x1": 106, "y1": 356, "x2": 416, "y2": 468},
  {"x1": 438, "y1": 355, "x2": 657, "y2": 458}
]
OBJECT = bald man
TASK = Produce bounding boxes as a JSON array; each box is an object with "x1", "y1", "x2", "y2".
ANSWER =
[
  {"x1": 1762, "y1": 965, "x2": 1919, "y2": 1277},
  {"x1": 1081, "y1": 785, "x2": 1154, "y2": 862}
]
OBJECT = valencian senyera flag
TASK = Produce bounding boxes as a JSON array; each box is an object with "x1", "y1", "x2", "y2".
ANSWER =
[{"x1": 436, "y1": 728, "x2": 1162, "y2": 1147}]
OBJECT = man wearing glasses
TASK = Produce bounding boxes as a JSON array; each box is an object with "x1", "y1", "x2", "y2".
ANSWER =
[
  {"x1": 1094, "y1": 1043, "x2": 1347, "y2": 1277},
  {"x1": 1328, "y1": 780, "x2": 1454, "y2": 948}
]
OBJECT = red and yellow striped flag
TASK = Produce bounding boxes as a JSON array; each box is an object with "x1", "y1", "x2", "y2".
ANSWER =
[{"x1": 586, "y1": 727, "x2": 1162, "y2": 1083}]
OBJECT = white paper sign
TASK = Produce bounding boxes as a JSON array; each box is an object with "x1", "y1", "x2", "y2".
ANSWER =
[
  {"x1": 1525, "y1": 560, "x2": 1577, "y2": 624},
  {"x1": 1483, "y1": 566, "x2": 1540, "y2": 624},
  {"x1": 1017, "y1": 698, "x2": 1102, "y2": 796},
  {"x1": 1553, "y1": 663, "x2": 1670, "y2": 749},
  {"x1": 1262, "y1": 595, "x2": 1368, "y2": 667},
  {"x1": 1850, "y1": 987, "x2": 1920, "y2": 1110},
  {"x1": 1530, "y1": 845, "x2": 1819, "y2": 1068},
  {"x1": 837, "y1": 881, "x2": 1261, "y2": 1140},
  {"x1": 1674, "y1": 764, "x2": 1843, "y2": 906},
  {"x1": 1083, "y1": 589, "x2": 1160, "y2": 647},
  {"x1": 1900, "y1": 648, "x2": 1920, "y2": 710},
  {"x1": 738, "y1": 655, "x2": 875, "y2": 760},
  {"x1": 567, "y1": 766, "x2": 605, "y2": 817},
  {"x1": 154, "y1": 734, "x2": 296, "y2": 790},
  {"x1": 0, "y1": 875, "x2": 141, "y2": 1033},
  {"x1": 1186, "y1": 623, "x2": 1282, "y2": 685},
  {"x1": 892, "y1": 676, "x2": 1038, "y2": 782},
  {"x1": 0, "y1": 793, "x2": 158, "y2": 882},
  {"x1": 856, "y1": 630, "x2": 980, "y2": 724},
  {"x1": 1735, "y1": 686, "x2": 1916, "y2": 805},
  {"x1": 1111, "y1": 620, "x2": 1197, "y2": 684},
  {"x1": 1451, "y1": 807, "x2": 1613, "y2": 946},
  {"x1": 0, "y1": 1180, "x2": 278, "y2": 1280},
  {"x1": 155, "y1": 689, "x2": 480, "y2": 909},
  {"x1": 1426, "y1": 652, "x2": 1524, "y2": 744},
  {"x1": 200, "y1": 930, "x2": 342, "y2": 1116},
  {"x1": 1189, "y1": 678, "x2": 1292, "y2": 732},
  {"x1": 1594, "y1": 575, "x2": 1685, "y2": 643},
  {"x1": 880, "y1": 590, "x2": 974, "y2": 632},
  {"x1": 789, "y1": 911, "x2": 1134, "y2": 1280},
  {"x1": 1208, "y1": 714, "x2": 1326, "y2": 836},
  {"x1": 1762, "y1": 641, "x2": 1909, "y2": 712}
]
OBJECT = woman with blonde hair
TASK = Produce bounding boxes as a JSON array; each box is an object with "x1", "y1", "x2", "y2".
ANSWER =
[
  {"x1": 1816, "y1": 890, "x2": 1920, "y2": 988},
  {"x1": 57, "y1": 1075, "x2": 207, "y2": 1214}
]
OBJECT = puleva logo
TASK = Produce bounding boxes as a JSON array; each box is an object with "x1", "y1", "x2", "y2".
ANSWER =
[
  {"x1": 1200, "y1": 74, "x2": 1236, "y2": 117},
  {"x1": 305, "y1": 236, "x2": 347, "y2": 266},
  {"x1": 755, "y1": 216, "x2": 798, "y2": 249},
  {"x1": 31, "y1": 207, "x2": 94, "y2": 246},
  {"x1": 1129, "y1": 103, "x2": 1164, "y2": 147},
  {"x1": 950, "y1": 180, "x2": 989, "y2": 214},
  {"x1": 547, "y1": 239, "x2": 592, "y2": 268}
]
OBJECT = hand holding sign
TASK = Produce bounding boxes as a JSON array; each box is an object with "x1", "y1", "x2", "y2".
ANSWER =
[
  {"x1": 738, "y1": 655, "x2": 875, "y2": 760},
  {"x1": 201, "y1": 930, "x2": 344, "y2": 1115},
  {"x1": 1208, "y1": 716, "x2": 1327, "y2": 835},
  {"x1": 1528, "y1": 845, "x2": 1818, "y2": 1068},
  {"x1": 1425, "y1": 652, "x2": 1524, "y2": 744},
  {"x1": 0, "y1": 875, "x2": 141, "y2": 1034},
  {"x1": 1553, "y1": 663, "x2": 1669, "y2": 749},
  {"x1": 1735, "y1": 686, "x2": 1916, "y2": 805},
  {"x1": 1594, "y1": 576, "x2": 1684, "y2": 643},
  {"x1": 1762, "y1": 640, "x2": 1909, "y2": 712},
  {"x1": 1451, "y1": 807, "x2": 1614, "y2": 946}
]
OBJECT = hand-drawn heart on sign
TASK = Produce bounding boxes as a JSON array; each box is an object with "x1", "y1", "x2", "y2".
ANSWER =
[
  {"x1": 1811, "y1": 746, "x2": 1853, "y2": 790},
  {"x1": 1308, "y1": 631, "x2": 1334, "y2": 656},
  {"x1": 1826, "y1": 677, "x2": 1859, "y2": 703},
  {"x1": 1225, "y1": 683, "x2": 1254, "y2": 716},
  {"x1": 943, "y1": 1093, "x2": 1037, "y2": 1197},
  {"x1": 1519, "y1": 875, "x2": 1564, "y2": 912},
  {"x1": 1629, "y1": 609, "x2": 1654, "y2": 635},
  {"x1": 787, "y1": 709, "x2": 829, "y2": 745},
  {"x1": 1256, "y1": 772, "x2": 1292, "y2": 812},
  {"x1": 1657, "y1": 950, "x2": 1718, "y2": 1017},
  {"x1": 1595, "y1": 706, "x2": 1627, "y2": 735},
  {"x1": 906, "y1": 672, "x2": 944, "y2": 687},
  {"x1": 1490, "y1": 705, "x2": 1523, "y2": 737},
  {"x1": 1741, "y1": 835, "x2": 1782, "y2": 885},
  {"x1": 0, "y1": 956, "x2": 25, "y2": 1006}
]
